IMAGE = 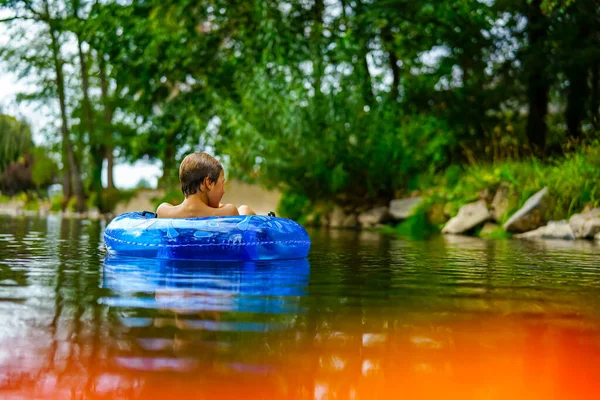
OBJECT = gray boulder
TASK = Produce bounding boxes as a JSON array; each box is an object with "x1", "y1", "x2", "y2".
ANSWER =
[
  {"x1": 569, "y1": 208, "x2": 600, "y2": 239},
  {"x1": 358, "y1": 206, "x2": 389, "y2": 228},
  {"x1": 442, "y1": 200, "x2": 490, "y2": 234},
  {"x1": 342, "y1": 213, "x2": 359, "y2": 229},
  {"x1": 389, "y1": 197, "x2": 422, "y2": 221},
  {"x1": 503, "y1": 187, "x2": 549, "y2": 233},
  {"x1": 328, "y1": 207, "x2": 346, "y2": 228},
  {"x1": 514, "y1": 220, "x2": 575, "y2": 240}
]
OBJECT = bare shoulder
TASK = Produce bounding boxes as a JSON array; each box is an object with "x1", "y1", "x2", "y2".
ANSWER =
[
  {"x1": 209, "y1": 203, "x2": 239, "y2": 217},
  {"x1": 156, "y1": 202, "x2": 176, "y2": 218}
]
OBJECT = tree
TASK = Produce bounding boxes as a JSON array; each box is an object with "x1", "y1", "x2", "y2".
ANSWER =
[
  {"x1": 0, "y1": 113, "x2": 33, "y2": 170},
  {"x1": 0, "y1": 0, "x2": 86, "y2": 211}
]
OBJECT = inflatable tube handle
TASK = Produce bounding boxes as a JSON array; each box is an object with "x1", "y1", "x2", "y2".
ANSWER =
[
  {"x1": 142, "y1": 210, "x2": 157, "y2": 218},
  {"x1": 267, "y1": 211, "x2": 276, "y2": 217}
]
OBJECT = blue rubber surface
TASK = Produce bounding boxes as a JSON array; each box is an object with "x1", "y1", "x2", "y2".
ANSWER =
[
  {"x1": 102, "y1": 255, "x2": 310, "y2": 329},
  {"x1": 104, "y1": 212, "x2": 311, "y2": 261}
]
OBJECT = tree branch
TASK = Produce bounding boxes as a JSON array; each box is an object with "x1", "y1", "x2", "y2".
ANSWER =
[{"x1": 0, "y1": 16, "x2": 28, "y2": 23}]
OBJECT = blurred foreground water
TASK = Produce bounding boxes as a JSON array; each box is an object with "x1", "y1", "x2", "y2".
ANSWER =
[{"x1": 1, "y1": 215, "x2": 599, "y2": 399}]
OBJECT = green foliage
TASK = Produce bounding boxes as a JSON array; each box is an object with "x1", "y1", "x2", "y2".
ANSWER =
[
  {"x1": 478, "y1": 226, "x2": 511, "y2": 240},
  {"x1": 86, "y1": 191, "x2": 98, "y2": 211},
  {"x1": 277, "y1": 192, "x2": 312, "y2": 222},
  {"x1": 1, "y1": 0, "x2": 599, "y2": 218},
  {"x1": 134, "y1": 177, "x2": 153, "y2": 190},
  {"x1": 0, "y1": 114, "x2": 33, "y2": 170},
  {"x1": 23, "y1": 199, "x2": 40, "y2": 211},
  {"x1": 429, "y1": 144, "x2": 600, "y2": 223},
  {"x1": 116, "y1": 189, "x2": 138, "y2": 205},
  {"x1": 102, "y1": 188, "x2": 121, "y2": 212},
  {"x1": 66, "y1": 196, "x2": 78, "y2": 213},
  {"x1": 50, "y1": 195, "x2": 63, "y2": 212},
  {"x1": 15, "y1": 192, "x2": 40, "y2": 211},
  {"x1": 385, "y1": 203, "x2": 439, "y2": 240},
  {"x1": 31, "y1": 147, "x2": 58, "y2": 188}
]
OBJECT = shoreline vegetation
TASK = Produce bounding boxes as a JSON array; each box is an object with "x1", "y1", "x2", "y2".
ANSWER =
[
  {"x1": 2, "y1": 145, "x2": 598, "y2": 243},
  {"x1": 289, "y1": 144, "x2": 600, "y2": 242}
]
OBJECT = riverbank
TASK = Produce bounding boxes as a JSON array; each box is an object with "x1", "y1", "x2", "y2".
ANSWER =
[
  {"x1": 0, "y1": 180, "x2": 281, "y2": 220},
  {"x1": 304, "y1": 145, "x2": 600, "y2": 242},
  {"x1": 2, "y1": 147, "x2": 599, "y2": 244}
]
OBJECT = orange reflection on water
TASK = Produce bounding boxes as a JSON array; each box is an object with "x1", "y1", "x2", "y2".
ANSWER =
[{"x1": 2, "y1": 316, "x2": 600, "y2": 399}]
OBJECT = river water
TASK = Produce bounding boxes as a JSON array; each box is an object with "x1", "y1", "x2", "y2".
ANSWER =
[{"x1": 0, "y1": 215, "x2": 599, "y2": 399}]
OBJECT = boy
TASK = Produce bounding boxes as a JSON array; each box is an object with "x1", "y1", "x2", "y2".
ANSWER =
[{"x1": 156, "y1": 152, "x2": 255, "y2": 218}]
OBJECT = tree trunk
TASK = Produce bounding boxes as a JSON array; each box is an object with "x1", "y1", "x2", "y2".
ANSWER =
[
  {"x1": 381, "y1": 26, "x2": 400, "y2": 102},
  {"x1": 341, "y1": 0, "x2": 374, "y2": 106},
  {"x1": 46, "y1": 2, "x2": 85, "y2": 212},
  {"x1": 564, "y1": 8, "x2": 590, "y2": 144},
  {"x1": 159, "y1": 132, "x2": 177, "y2": 187},
  {"x1": 590, "y1": 61, "x2": 599, "y2": 133},
  {"x1": 99, "y1": 56, "x2": 115, "y2": 190},
  {"x1": 312, "y1": 0, "x2": 324, "y2": 100},
  {"x1": 525, "y1": 0, "x2": 550, "y2": 156},
  {"x1": 62, "y1": 163, "x2": 72, "y2": 206},
  {"x1": 77, "y1": 34, "x2": 106, "y2": 212},
  {"x1": 565, "y1": 63, "x2": 589, "y2": 142}
]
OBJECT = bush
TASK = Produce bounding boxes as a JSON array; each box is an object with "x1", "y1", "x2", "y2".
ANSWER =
[
  {"x1": 31, "y1": 147, "x2": 58, "y2": 189},
  {"x1": 0, "y1": 155, "x2": 35, "y2": 195},
  {"x1": 50, "y1": 195, "x2": 63, "y2": 212},
  {"x1": 277, "y1": 192, "x2": 312, "y2": 222}
]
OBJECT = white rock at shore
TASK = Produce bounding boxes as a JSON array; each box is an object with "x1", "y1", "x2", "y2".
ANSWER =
[
  {"x1": 503, "y1": 187, "x2": 549, "y2": 233},
  {"x1": 569, "y1": 208, "x2": 600, "y2": 239},
  {"x1": 442, "y1": 200, "x2": 490, "y2": 234},
  {"x1": 358, "y1": 206, "x2": 389, "y2": 228},
  {"x1": 389, "y1": 197, "x2": 422, "y2": 221},
  {"x1": 514, "y1": 220, "x2": 575, "y2": 240}
]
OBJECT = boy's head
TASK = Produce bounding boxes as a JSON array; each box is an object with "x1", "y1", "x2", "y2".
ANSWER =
[{"x1": 179, "y1": 152, "x2": 224, "y2": 202}]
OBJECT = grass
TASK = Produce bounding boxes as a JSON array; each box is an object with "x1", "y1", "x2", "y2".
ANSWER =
[
  {"x1": 428, "y1": 144, "x2": 600, "y2": 222},
  {"x1": 385, "y1": 144, "x2": 600, "y2": 237}
]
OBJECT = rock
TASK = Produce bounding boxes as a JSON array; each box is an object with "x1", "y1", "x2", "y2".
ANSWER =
[
  {"x1": 442, "y1": 200, "x2": 490, "y2": 234},
  {"x1": 595, "y1": 232, "x2": 600, "y2": 241},
  {"x1": 342, "y1": 213, "x2": 359, "y2": 229},
  {"x1": 479, "y1": 222, "x2": 501, "y2": 238},
  {"x1": 87, "y1": 208, "x2": 101, "y2": 220},
  {"x1": 503, "y1": 187, "x2": 549, "y2": 233},
  {"x1": 329, "y1": 207, "x2": 346, "y2": 228},
  {"x1": 479, "y1": 188, "x2": 494, "y2": 203},
  {"x1": 569, "y1": 208, "x2": 600, "y2": 239},
  {"x1": 389, "y1": 197, "x2": 422, "y2": 221},
  {"x1": 514, "y1": 220, "x2": 575, "y2": 240},
  {"x1": 358, "y1": 206, "x2": 389, "y2": 228},
  {"x1": 491, "y1": 182, "x2": 510, "y2": 222}
]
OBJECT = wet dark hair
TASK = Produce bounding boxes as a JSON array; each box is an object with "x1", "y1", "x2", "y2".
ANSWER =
[{"x1": 179, "y1": 152, "x2": 223, "y2": 197}]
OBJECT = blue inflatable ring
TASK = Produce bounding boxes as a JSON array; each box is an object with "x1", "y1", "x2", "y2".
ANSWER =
[{"x1": 104, "y1": 212, "x2": 311, "y2": 261}]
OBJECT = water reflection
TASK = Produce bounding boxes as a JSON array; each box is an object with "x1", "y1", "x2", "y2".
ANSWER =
[{"x1": 101, "y1": 256, "x2": 310, "y2": 375}]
